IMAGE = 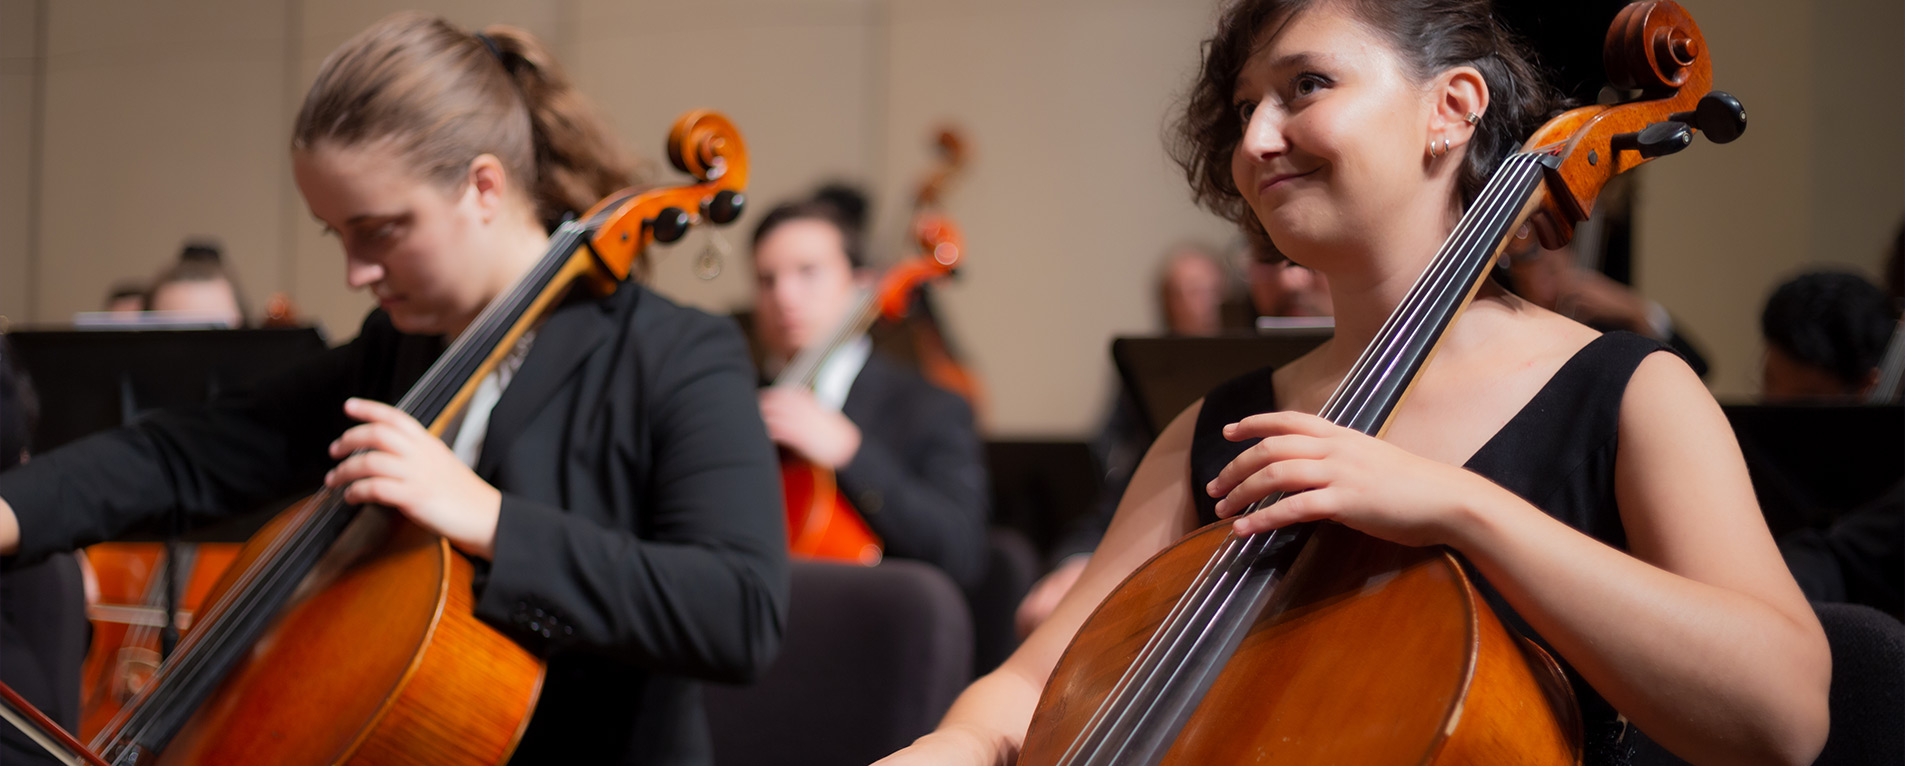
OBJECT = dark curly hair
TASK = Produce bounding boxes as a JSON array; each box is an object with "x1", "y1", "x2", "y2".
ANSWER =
[
  {"x1": 751, "y1": 185, "x2": 870, "y2": 269},
  {"x1": 1761, "y1": 271, "x2": 1897, "y2": 390},
  {"x1": 1169, "y1": 0, "x2": 1559, "y2": 246}
]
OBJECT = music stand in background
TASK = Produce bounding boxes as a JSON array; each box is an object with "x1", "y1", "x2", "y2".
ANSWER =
[
  {"x1": 1112, "y1": 328, "x2": 1332, "y2": 439},
  {"x1": 6, "y1": 327, "x2": 332, "y2": 534},
  {"x1": 1720, "y1": 403, "x2": 1904, "y2": 538}
]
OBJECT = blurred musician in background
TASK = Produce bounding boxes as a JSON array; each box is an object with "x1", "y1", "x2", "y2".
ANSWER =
[
  {"x1": 145, "y1": 241, "x2": 249, "y2": 328},
  {"x1": 1507, "y1": 235, "x2": 1710, "y2": 377},
  {"x1": 751, "y1": 192, "x2": 990, "y2": 589},
  {"x1": 1157, "y1": 243, "x2": 1228, "y2": 337},
  {"x1": 1759, "y1": 270, "x2": 1896, "y2": 402}
]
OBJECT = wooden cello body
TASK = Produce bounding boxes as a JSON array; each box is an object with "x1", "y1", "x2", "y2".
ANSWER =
[
  {"x1": 1021, "y1": 3, "x2": 1744, "y2": 762},
  {"x1": 1022, "y1": 522, "x2": 1580, "y2": 764},
  {"x1": 780, "y1": 213, "x2": 965, "y2": 564},
  {"x1": 75, "y1": 111, "x2": 751, "y2": 766}
]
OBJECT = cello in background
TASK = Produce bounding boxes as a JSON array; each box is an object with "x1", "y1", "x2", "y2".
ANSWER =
[
  {"x1": 4, "y1": 110, "x2": 751, "y2": 766},
  {"x1": 75, "y1": 543, "x2": 238, "y2": 741},
  {"x1": 1019, "y1": 3, "x2": 1746, "y2": 763},
  {"x1": 880, "y1": 128, "x2": 988, "y2": 416},
  {"x1": 779, "y1": 214, "x2": 966, "y2": 564}
]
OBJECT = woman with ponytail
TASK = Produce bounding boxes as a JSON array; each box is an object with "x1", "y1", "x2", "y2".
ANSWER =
[{"x1": 0, "y1": 14, "x2": 787, "y2": 764}]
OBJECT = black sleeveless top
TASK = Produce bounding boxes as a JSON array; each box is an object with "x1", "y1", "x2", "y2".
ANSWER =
[{"x1": 1191, "y1": 331, "x2": 1673, "y2": 765}]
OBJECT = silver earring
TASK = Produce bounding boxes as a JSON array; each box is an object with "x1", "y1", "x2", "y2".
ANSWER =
[{"x1": 1464, "y1": 112, "x2": 1481, "y2": 126}]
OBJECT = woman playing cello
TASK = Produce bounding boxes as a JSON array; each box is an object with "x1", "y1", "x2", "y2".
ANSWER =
[
  {"x1": 0, "y1": 13, "x2": 785, "y2": 764},
  {"x1": 878, "y1": 0, "x2": 1828, "y2": 764}
]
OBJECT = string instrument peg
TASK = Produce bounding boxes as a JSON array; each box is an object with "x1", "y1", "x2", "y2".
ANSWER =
[
  {"x1": 705, "y1": 189, "x2": 745, "y2": 225},
  {"x1": 1611, "y1": 120, "x2": 1695, "y2": 159},
  {"x1": 650, "y1": 206, "x2": 691, "y2": 244},
  {"x1": 1670, "y1": 90, "x2": 1747, "y2": 144}
]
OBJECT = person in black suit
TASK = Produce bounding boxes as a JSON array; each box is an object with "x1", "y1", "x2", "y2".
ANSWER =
[
  {"x1": 0, "y1": 14, "x2": 785, "y2": 765},
  {"x1": 750, "y1": 195, "x2": 989, "y2": 589}
]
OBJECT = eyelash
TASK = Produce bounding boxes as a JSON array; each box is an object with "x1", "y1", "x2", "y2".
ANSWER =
[{"x1": 1233, "y1": 73, "x2": 1330, "y2": 126}]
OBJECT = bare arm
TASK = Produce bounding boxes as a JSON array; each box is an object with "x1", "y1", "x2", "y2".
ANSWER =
[
  {"x1": 1, "y1": 497, "x2": 16, "y2": 554},
  {"x1": 876, "y1": 401, "x2": 1206, "y2": 765},
  {"x1": 1454, "y1": 353, "x2": 1828, "y2": 765}
]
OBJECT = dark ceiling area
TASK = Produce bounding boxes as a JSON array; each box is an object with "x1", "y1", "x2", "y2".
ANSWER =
[{"x1": 1496, "y1": 0, "x2": 1633, "y2": 102}]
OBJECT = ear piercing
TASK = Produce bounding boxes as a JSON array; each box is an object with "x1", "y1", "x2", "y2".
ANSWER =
[
  {"x1": 1429, "y1": 137, "x2": 1450, "y2": 158},
  {"x1": 1464, "y1": 112, "x2": 1481, "y2": 125}
]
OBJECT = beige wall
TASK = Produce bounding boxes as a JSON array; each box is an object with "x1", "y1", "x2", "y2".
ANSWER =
[{"x1": 3, "y1": 0, "x2": 1899, "y2": 435}]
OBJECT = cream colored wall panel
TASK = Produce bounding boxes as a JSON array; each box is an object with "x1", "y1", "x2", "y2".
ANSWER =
[
  {"x1": 1, "y1": 0, "x2": 38, "y2": 60},
  {"x1": 1634, "y1": 0, "x2": 1900, "y2": 400},
  {"x1": 879, "y1": 0, "x2": 1232, "y2": 435},
  {"x1": 300, "y1": 0, "x2": 562, "y2": 60},
  {"x1": 0, "y1": 71, "x2": 33, "y2": 322},
  {"x1": 1809, "y1": 0, "x2": 1904, "y2": 276},
  {"x1": 36, "y1": 53, "x2": 288, "y2": 324},
  {"x1": 571, "y1": 0, "x2": 876, "y2": 316},
  {"x1": 2, "y1": 0, "x2": 41, "y2": 323},
  {"x1": 43, "y1": 0, "x2": 281, "y2": 62}
]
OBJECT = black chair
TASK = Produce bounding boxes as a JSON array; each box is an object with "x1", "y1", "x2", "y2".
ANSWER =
[
  {"x1": 704, "y1": 560, "x2": 973, "y2": 766},
  {"x1": 1812, "y1": 602, "x2": 1904, "y2": 765},
  {"x1": 1632, "y1": 602, "x2": 1905, "y2": 766},
  {"x1": 968, "y1": 527, "x2": 1040, "y2": 675}
]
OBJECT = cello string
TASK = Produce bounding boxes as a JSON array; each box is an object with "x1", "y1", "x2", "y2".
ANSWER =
[{"x1": 1061, "y1": 152, "x2": 1542, "y2": 764}]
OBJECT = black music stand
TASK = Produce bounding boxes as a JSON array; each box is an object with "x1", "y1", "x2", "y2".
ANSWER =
[
  {"x1": 7, "y1": 327, "x2": 330, "y2": 656},
  {"x1": 1111, "y1": 329, "x2": 1332, "y2": 438},
  {"x1": 1720, "y1": 403, "x2": 1904, "y2": 538}
]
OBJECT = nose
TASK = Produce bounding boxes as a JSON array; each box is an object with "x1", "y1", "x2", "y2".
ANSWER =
[
  {"x1": 1239, "y1": 106, "x2": 1287, "y2": 160},
  {"x1": 344, "y1": 253, "x2": 383, "y2": 290}
]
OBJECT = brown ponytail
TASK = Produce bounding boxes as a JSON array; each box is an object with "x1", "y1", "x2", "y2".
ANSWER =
[{"x1": 292, "y1": 13, "x2": 636, "y2": 231}]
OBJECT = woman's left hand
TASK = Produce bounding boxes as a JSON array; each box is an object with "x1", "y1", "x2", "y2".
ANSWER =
[
  {"x1": 326, "y1": 397, "x2": 502, "y2": 560},
  {"x1": 1206, "y1": 411, "x2": 1505, "y2": 548}
]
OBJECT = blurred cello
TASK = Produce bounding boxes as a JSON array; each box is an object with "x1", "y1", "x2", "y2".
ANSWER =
[
  {"x1": 779, "y1": 214, "x2": 966, "y2": 564},
  {"x1": 1019, "y1": 4, "x2": 1747, "y2": 763},
  {"x1": 16, "y1": 111, "x2": 751, "y2": 766},
  {"x1": 886, "y1": 128, "x2": 987, "y2": 415},
  {"x1": 75, "y1": 543, "x2": 239, "y2": 741}
]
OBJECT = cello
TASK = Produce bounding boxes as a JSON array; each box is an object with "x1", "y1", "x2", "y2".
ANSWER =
[
  {"x1": 885, "y1": 128, "x2": 988, "y2": 415},
  {"x1": 76, "y1": 542, "x2": 239, "y2": 741},
  {"x1": 25, "y1": 110, "x2": 751, "y2": 766},
  {"x1": 779, "y1": 214, "x2": 966, "y2": 564},
  {"x1": 1020, "y1": 3, "x2": 1746, "y2": 763}
]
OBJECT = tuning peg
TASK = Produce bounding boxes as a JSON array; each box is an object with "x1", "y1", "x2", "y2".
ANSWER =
[
  {"x1": 651, "y1": 207, "x2": 691, "y2": 244},
  {"x1": 1670, "y1": 91, "x2": 1747, "y2": 144},
  {"x1": 704, "y1": 190, "x2": 745, "y2": 225},
  {"x1": 1612, "y1": 120, "x2": 1694, "y2": 159}
]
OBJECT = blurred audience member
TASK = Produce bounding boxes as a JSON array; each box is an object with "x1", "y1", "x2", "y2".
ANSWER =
[
  {"x1": 1760, "y1": 271, "x2": 1895, "y2": 403},
  {"x1": 1245, "y1": 246, "x2": 1332, "y2": 321},
  {"x1": 1157, "y1": 244, "x2": 1227, "y2": 336},
  {"x1": 147, "y1": 241, "x2": 248, "y2": 328},
  {"x1": 103, "y1": 281, "x2": 147, "y2": 314},
  {"x1": 1507, "y1": 236, "x2": 1709, "y2": 377}
]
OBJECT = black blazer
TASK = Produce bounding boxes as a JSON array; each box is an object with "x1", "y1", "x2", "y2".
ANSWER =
[
  {"x1": 836, "y1": 354, "x2": 989, "y2": 589},
  {"x1": 0, "y1": 284, "x2": 789, "y2": 765}
]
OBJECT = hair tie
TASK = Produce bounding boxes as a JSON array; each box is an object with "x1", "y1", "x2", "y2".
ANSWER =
[{"x1": 474, "y1": 32, "x2": 505, "y2": 64}]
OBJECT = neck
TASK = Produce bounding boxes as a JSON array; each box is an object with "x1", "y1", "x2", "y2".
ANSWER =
[{"x1": 1303, "y1": 201, "x2": 1463, "y2": 372}]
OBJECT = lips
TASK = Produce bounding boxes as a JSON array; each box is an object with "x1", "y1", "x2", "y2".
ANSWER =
[{"x1": 1258, "y1": 169, "x2": 1316, "y2": 194}]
